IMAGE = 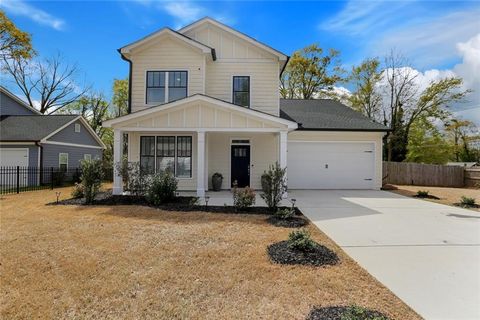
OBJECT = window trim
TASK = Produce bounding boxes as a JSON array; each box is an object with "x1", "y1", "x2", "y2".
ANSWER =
[
  {"x1": 74, "y1": 123, "x2": 81, "y2": 133},
  {"x1": 232, "y1": 75, "x2": 250, "y2": 108},
  {"x1": 139, "y1": 134, "x2": 193, "y2": 179},
  {"x1": 84, "y1": 154, "x2": 92, "y2": 161},
  {"x1": 145, "y1": 70, "x2": 189, "y2": 105},
  {"x1": 59, "y1": 153, "x2": 69, "y2": 170}
]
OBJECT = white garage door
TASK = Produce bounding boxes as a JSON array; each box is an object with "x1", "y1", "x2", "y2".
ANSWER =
[
  {"x1": 0, "y1": 148, "x2": 29, "y2": 187},
  {"x1": 287, "y1": 142, "x2": 375, "y2": 189}
]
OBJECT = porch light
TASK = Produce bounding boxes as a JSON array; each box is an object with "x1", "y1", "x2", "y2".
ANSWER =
[{"x1": 290, "y1": 198, "x2": 296, "y2": 208}]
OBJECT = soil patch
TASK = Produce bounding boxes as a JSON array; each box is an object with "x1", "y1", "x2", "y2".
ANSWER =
[
  {"x1": 413, "y1": 194, "x2": 440, "y2": 200},
  {"x1": 454, "y1": 203, "x2": 480, "y2": 209},
  {"x1": 266, "y1": 216, "x2": 308, "y2": 228},
  {"x1": 268, "y1": 240, "x2": 339, "y2": 266},
  {"x1": 306, "y1": 306, "x2": 390, "y2": 320}
]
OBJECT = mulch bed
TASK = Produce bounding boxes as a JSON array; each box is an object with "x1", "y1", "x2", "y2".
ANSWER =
[
  {"x1": 266, "y1": 216, "x2": 308, "y2": 228},
  {"x1": 454, "y1": 203, "x2": 480, "y2": 209},
  {"x1": 414, "y1": 194, "x2": 440, "y2": 200},
  {"x1": 306, "y1": 306, "x2": 389, "y2": 320},
  {"x1": 49, "y1": 193, "x2": 301, "y2": 215},
  {"x1": 267, "y1": 241, "x2": 339, "y2": 267}
]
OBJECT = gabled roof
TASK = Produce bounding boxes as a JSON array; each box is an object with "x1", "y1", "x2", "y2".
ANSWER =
[
  {"x1": 280, "y1": 99, "x2": 390, "y2": 132},
  {"x1": 178, "y1": 17, "x2": 288, "y2": 62},
  {"x1": 0, "y1": 115, "x2": 106, "y2": 147},
  {"x1": 103, "y1": 94, "x2": 297, "y2": 130},
  {"x1": 0, "y1": 86, "x2": 41, "y2": 115},
  {"x1": 119, "y1": 27, "x2": 216, "y2": 60}
]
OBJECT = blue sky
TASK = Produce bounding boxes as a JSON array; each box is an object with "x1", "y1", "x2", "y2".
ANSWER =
[{"x1": 1, "y1": 0, "x2": 479, "y2": 123}]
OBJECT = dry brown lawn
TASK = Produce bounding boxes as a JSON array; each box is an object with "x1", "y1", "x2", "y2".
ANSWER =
[
  {"x1": 0, "y1": 187, "x2": 420, "y2": 319},
  {"x1": 390, "y1": 185, "x2": 480, "y2": 212}
]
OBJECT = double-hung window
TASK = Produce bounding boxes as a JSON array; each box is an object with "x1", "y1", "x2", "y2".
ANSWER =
[
  {"x1": 146, "y1": 71, "x2": 187, "y2": 104},
  {"x1": 232, "y1": 76, "x2": 250, "y2": 107},
  {"x1": 59, "y1": 153, "x2": 68, "y2": 171},
  {"x1": 140, "y1": 135, "x2": 192, "y2": 178}
]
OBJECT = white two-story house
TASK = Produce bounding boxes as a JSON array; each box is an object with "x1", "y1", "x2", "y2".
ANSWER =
[{"x1": 104, "y1": 17, "x2": 389, "y2": 196}]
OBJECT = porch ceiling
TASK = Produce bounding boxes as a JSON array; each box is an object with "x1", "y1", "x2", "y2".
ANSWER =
[{"x1": 103, "y1": 95, "x2": 297, "y2": 132}]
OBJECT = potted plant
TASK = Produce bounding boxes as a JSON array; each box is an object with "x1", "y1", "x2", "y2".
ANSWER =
[{"x1": 212, "y1": 172, "x2": 223, "y2": 191}]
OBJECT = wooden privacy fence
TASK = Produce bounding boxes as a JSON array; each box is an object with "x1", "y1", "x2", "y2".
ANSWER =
[
  {"x1": 382, "y1": 162, "x2": 465, "y2": 187},
  {"x1": 465, "y1": 169, "x2": 480, "y2": 188}
]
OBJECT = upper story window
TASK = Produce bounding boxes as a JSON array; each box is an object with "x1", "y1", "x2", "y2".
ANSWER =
[
  {"x1": 74, "y1": 123, "x2": 81, "y2": 132},
  {"x1": 232, "y1": 76, "x2": 250, "y2": 108},
  {"x1": 146, "y1": 71, "x2": 187, "y2": 105}
]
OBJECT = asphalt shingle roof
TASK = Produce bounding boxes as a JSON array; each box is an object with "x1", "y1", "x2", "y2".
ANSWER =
[
  {"x1": 0, "y1": 115, "x2": 78, "y2": 141},
  {"x1": 280, "y1": 99, "x2": 389, "y2": 131}
]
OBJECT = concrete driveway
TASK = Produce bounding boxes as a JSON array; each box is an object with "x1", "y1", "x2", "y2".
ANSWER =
[{"x1": 291, "y1": 190, "x2": 480, "y2": 320}]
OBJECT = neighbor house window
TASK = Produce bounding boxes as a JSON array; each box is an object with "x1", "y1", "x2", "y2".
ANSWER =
[
  {"x1": 84, "y1": 154, "x2": 92, "y2": 161},
  {"x1": 140, "y1": 136, "x2": 155, "y2": 174},
  {"x1": 233, "y1": 76, "x2": 250, "y2": 107},
  {"x1": 146, "y1": 71, "x2": 187, "y2": 104},
  {"x1": 74, "y1": 123, "x2": 81, "y2": 132},
  {"x1": 59, "y1": 153, "x2": 68, "y2": 171},
  {"x1": 140, "y1": 135, "x2": 192, "y2": 178}
]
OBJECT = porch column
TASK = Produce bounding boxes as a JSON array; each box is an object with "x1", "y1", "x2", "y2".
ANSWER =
[
  {"x1": 113, "y1": 128, "x2": 124, "y2": 195},
  {"x1": 197, "y1": 130, "x2": 206, "y2": 197},
  {"x1": 279, "y1": 130, "x2": 288, "y2": 198}
]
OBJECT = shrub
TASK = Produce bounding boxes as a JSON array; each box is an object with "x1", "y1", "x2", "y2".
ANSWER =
[
  {"x1": 460, "y1": 196, "x2": 476, "y2": 207},
  {"x1": 288, "y1": 229, "x2": 316, "y2": 252},
  {"x1": 416, "y1": 190, "x2": 429, "y2": 197},
  {"x1": 146, "y1": 171, "x2": 178, "y2": 206},
  {"x1": 341, "y1": 305, "x2": 389, "y2": 320},
  {"x1": 260, "y1": 162, "x2": 287, "y2": 211},
  {"x1": 71, "y1": 182, "x2": 85, "y2": 199},
  {"x1": 80, "y1": 159, "x2": 104, "y2": 204},
  {"x1": 233, "y1": 186, "x2": 256, "y2": 210},
  {"x1": 275, "y1": 207, "x2": 295, "y2": 219},
  {"x1": 115, "y1": 161, "x2": 148, "y2": 195}
]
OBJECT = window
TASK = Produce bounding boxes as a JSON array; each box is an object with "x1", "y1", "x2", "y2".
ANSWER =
[
  {"x1": 140, "y1": 135, "x2": 192, "y2": 178},
  {"x1": 233, "y1": 76, "x2": 250, "y2": 107},
  {"x1": 59, "y1": 153, "x2": 68, "y2": 171},
  {"x1": 84, "y1": 154, "x2": 92, "y2": 161},
  {"x1": 168, "y1": 71, "x2": 187, "y2": 102},
  {"x1": 176, "y1": 136, "x2": 192, "y2": 178},
  {"x1": 156, "y1": 136, "x2": 175, "y2": 174},
  {"x1": 74, "y1": 123, "x2": 81, "y2": 132},
  {"x1": 146, "y1": 71, "x2": 187, "y2": 104},
  {"x1": 140, "y1": 136, "x2": 155, "y2": 174}
]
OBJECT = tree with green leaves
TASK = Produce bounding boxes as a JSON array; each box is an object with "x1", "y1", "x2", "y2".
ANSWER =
[
  {"x1": 445, "y1": 119, "x2": 477, "y2": 162},
  {"x1": 112, "y1": 78, "x2": 128, "y2": 116},
  {"x1": 0, "y1": 10, "x2": 34, "y2": 60},
  {"x1": 280, "y1": 44, "x2": 344, "y2": 99},
  {"x1": 348, "y1": 58, "x2": 382, "y2": 121}
]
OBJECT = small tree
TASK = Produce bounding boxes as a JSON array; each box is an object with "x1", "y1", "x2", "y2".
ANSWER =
[
  {"x1": 80, "y1": 159, "x2": 104, "y2": 204},
  {"x1": 260, "y1": 162, "x2": 287, "y2": 211}
]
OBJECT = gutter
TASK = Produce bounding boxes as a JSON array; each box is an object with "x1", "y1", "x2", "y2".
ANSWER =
[{"x1": 118, "y1": 49, "x2": 133, "y2": 114}]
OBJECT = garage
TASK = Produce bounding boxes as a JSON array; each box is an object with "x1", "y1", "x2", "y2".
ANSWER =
[
  {"x1": 287, "y1": 141, "x2": 375, "y2": 189},
  {"x1": 0, "y1": 148, "x2": 29, "y2": 187}
]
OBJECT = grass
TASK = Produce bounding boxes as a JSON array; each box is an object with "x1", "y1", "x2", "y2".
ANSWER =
[{"x1": 0, "y1": 186, "x2": 420, "y2": 319}]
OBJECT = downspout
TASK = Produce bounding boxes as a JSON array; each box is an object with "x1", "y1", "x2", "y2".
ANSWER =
[
  {"x1": 117, "y1": 49, "x2": 132, "y2": 114},
  {"x1": 35, "y1": 141, "x2": 43, "y2": 185}
]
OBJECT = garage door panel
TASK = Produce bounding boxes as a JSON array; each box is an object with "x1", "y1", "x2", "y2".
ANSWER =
[{"x1": 288, "y1": 142, "x2": 375, "y2": 189}]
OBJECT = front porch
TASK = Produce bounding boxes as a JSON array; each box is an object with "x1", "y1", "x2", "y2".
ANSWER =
[{"x1": 103, "y1": 95, "x2": 297, "y2": 196}]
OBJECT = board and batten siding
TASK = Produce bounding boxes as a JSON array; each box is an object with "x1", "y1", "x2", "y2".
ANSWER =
[
  {"x1": 47, "y1": 120, "x2": 101, "y2": 146},
  {"x1": 42, "y1": 144, "x2": 102, "y2": 169},
  {"x1": 130, "y1": 36, "x2": 205, "y2": 113},
  {"x1": 184, "y1": 23, "x2": 280, "y2": 116},
  {"x1": 288, "y1": 131, "x2": 385, "y2": 189}
]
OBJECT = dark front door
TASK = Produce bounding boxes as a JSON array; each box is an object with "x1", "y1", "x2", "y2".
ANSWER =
[{"x1": 231, "y1": 145, "x2": 250, "y2": 187}]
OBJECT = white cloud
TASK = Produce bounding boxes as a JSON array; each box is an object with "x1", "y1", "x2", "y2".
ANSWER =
[{"x1": 0, "y1": 0, "x2": 65, "y2": 31}]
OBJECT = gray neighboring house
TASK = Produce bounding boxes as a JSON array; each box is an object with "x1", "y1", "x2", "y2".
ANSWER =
[{"x1": 0, "y1": 86, "x2": 105, "y2": 173}]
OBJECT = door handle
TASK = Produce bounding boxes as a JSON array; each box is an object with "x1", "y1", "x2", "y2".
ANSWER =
[{"x1": 325, "y1": 164, "x2": 328, "y2": 169}]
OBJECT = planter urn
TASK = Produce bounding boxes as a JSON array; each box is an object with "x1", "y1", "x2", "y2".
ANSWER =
[{"x1": 212, "y1": 173, "x2": 223, "y2": 191}]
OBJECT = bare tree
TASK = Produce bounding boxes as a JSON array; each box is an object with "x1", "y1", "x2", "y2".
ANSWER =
[{"x1": 2, "y1": 54, "x2": 89, "y2": 114}]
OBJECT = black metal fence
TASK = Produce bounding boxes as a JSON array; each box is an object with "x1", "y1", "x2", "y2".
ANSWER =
[{"x1": 0, "y1": 166, "x2": 83, "y2": 195}]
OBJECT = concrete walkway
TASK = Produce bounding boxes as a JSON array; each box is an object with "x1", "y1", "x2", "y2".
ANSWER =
[{"x1": 290, "y1": 190, "x2": 480, "y2": 320}]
